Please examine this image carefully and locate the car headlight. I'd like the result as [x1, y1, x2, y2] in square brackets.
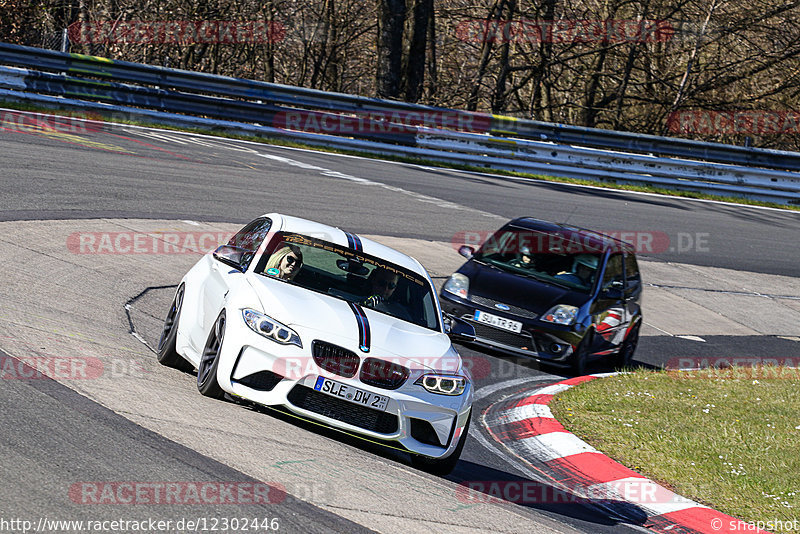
[443, 273, 469, 299]
[414, 374, 468, 396]
[542, 305, 579, 326]
[242, 309, 302, 348]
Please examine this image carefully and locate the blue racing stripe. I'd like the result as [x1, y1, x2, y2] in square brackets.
[344, 232, 355, 250]
[351, 233, 363, 251]
[347, 302, 371, 353]
[344, 231, 362, 252]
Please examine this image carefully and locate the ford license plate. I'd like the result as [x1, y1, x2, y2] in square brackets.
[314, 377, 389, 411]
[474, 310, 523, 333]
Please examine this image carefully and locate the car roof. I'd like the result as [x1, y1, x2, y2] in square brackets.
[506, 217, 635, 253]
[261, 213, 429, 275]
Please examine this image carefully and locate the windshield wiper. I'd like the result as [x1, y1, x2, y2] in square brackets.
[474, 257, 503, 272]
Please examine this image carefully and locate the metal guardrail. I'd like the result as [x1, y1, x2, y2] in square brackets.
[1, 41, 799, 205]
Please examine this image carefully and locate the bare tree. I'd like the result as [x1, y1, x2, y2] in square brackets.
[376, 0, 406, 98]
[404, 0, 432, 101]
[7, 0, 800, 149]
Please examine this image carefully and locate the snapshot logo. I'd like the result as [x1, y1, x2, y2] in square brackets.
[67, 20, 286, 44]
[723, 519, 800, 532]
[451, 230, 709, 255]
[456, 480, 696, 505]
[667, 110, 800, 135]
[273, 109, 490, 135]
[455, 19, 675, 44]
[665, 357, 800, 379]
[69, 482, 286, 505]
[0, 355, 151, 380]
[67, 231, 234, 255]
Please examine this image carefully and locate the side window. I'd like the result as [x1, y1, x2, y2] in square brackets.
[625, 253, 641, 288]
[601, 253, 624, 290]
[222, 217, 272, 269]
[228, 218, 272, 252]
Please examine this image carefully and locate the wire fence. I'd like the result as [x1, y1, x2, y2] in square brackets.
[37, 31, 68, 52]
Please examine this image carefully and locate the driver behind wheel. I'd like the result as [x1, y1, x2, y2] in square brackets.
[362, 268, 399, 307]
[510, 245, 535, 267]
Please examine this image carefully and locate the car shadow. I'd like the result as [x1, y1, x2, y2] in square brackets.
[218, 392, 649, 530]
[456, 340, 658, 384]
[448, 458, 650, 528]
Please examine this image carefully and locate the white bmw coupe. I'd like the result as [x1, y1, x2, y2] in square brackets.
[157, 213, 475, 474]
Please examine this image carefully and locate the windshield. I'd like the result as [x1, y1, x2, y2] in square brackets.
[472, 227, 605, 293]
[255, 232, 440, 330]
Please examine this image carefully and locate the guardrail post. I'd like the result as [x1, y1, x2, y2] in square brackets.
[60, 29, 69, 53]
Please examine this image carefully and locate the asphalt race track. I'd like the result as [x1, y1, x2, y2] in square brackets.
[0, 112, 798, 533]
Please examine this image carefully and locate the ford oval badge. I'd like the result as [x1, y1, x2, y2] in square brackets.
[495, 303, 511, 311]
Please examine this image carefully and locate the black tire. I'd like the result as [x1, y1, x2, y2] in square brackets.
[411, 411, 471, 476]
[569, 331, 593, 376]
[197, 310, 226, 399]
[613, 322, 641, 369]
[156, 285, 192, 371]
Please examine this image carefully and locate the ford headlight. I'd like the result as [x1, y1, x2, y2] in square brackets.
[542, 305, 578, 326]
[414, 374, 468, 396]
[242, 309, 302, 348]
[443, 273, 469, 299]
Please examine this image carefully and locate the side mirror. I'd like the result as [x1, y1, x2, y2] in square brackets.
[443, 313, 476, 342]
[213, 245, 253, 272]
[458, 245, 475, 259]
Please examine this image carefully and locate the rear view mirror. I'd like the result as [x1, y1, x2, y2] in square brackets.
[213, 245, 253, 272]
[337, 259, 369, 276]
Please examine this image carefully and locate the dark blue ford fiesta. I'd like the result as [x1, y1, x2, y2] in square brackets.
[440, 217, 643, 374]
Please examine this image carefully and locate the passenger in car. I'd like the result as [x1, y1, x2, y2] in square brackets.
[555, 254, 598, 287]
[264, 244, 303, 280]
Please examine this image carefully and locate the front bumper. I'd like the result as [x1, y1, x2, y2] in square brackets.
[440, 292, 581, 366]
[213, 316, 473, 459]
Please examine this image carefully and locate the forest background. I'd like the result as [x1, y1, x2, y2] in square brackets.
[2, 0, 800, 150]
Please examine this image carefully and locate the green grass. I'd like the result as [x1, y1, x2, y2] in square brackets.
[551, 369, 800, 530]
[2, 99, 798, 212]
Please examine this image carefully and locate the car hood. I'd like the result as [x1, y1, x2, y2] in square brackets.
[245, 274, 459, 372]
[459, 260, 589, 315]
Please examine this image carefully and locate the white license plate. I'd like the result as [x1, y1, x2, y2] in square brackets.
[314, 377, 389, 411]
[474, 310, 523, 333]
